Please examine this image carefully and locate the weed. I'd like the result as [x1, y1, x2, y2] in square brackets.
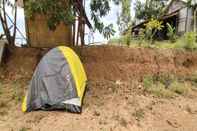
[11, 80, 24, 103]
[19, 127, 29, 131]
[170, 81, 189, 95]
[183, 32, 197, 50]
[142, 74, 191, 98]
[132, 108, 145, 121]
[143, 75, 154, 89]
[166, 23, 177, 43]
[156, 74, 175, 88]
[175, 32, 197, 50]
[146, 83, 175, 98]
[184, 72, 197, 86]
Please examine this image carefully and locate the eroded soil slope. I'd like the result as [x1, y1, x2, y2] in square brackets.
[0, 46, 197, 131]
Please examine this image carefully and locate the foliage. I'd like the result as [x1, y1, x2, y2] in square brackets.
[144, 18, 164, 44]
[25, 0, 119, 39]
[143, 75, 154, 89]
[137, 28, 146, 46]
[183, 32, 197, 50]
[134, 0, 167, 20]
[146, 83, 175, 98]
[142, 74, 190, 98]
[124, 34, 131, 46]
[90, 0, 119, 39]
[117, 0, 131, 34]
[174, 32, 197, 50]
[166, 23, 177, 43]
[170, 81, 189, 95]
[25, 0, 75, 30]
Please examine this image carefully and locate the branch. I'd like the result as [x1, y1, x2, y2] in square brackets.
[2, 0, 12, 44]
[12, 1, 17, 45]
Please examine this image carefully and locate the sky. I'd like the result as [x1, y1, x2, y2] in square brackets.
[84, 0, 136, 44]
[1, 0, 137, 45]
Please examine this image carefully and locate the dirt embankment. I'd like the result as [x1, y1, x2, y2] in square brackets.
[1, 46, 197, 131]
[81, 46, 197, 81]
[3, 46, 197, 81]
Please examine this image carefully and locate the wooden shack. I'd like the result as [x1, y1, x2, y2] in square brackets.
[132, 0, 197, 39]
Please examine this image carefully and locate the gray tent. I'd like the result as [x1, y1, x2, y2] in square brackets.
[22, 46, 87, 113]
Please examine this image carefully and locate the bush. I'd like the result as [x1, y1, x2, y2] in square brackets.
[175, 32, 197, 50]
[183, 32, 197, 50]
[166, 23, 177, 43]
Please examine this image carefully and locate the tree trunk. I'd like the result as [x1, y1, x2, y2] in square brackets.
[0, 0, 17, 46]
[194, 8, 197, 33]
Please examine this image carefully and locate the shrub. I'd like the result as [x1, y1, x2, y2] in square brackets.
[144, 18, 164, 44]
[166, 23, 177, 43]
[181, 32, 197, 50]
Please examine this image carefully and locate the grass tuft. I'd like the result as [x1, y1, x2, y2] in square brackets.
[132, 108, 145, 121]
[170, 81, 189, 95]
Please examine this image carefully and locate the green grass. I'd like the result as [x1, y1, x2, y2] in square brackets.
[170, 81, 189, 95]
[108, 35, 197, 50]
[143, 75, 154, 89]
[132, 108, 145, 121]
[143, 75, 190, 98]
[145, 83, 175, 98]
[19, 127, 29, 131]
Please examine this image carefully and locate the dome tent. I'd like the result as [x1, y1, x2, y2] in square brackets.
[22, 46, 87, 113]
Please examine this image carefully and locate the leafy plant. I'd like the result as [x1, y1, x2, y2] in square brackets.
[117, 0, 131, 34]
[25, 0, 74, 30]
[134, 0, 167, 20]
[183, 32, 197, 50]
[144, 18, 164, 44]
[166, 23, 177, 43]
[137, 28, 146, 46]
[174, 32, 197, 50]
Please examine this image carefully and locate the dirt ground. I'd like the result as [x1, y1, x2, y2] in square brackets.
[0, 46, 197, 131]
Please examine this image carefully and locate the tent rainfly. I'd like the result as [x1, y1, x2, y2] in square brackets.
[22, 46, 87, 113]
